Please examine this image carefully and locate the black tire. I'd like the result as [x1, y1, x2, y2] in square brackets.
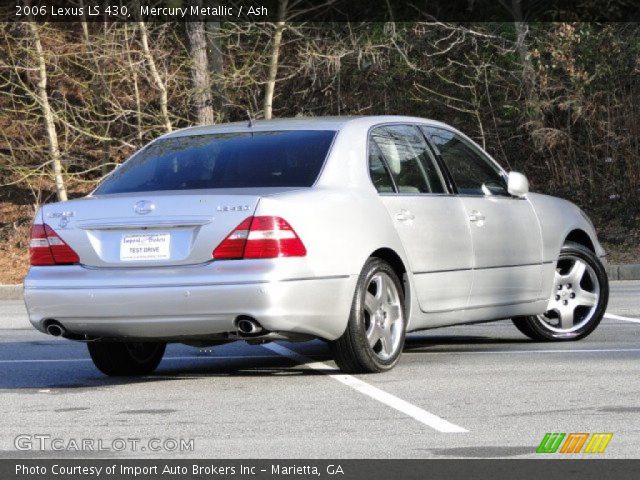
[87, 341, 166, 376]
[330, 258, 406, 373]
[512, 241, 609, 341]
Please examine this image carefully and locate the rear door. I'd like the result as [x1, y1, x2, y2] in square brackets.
[369, 124, 474, 316]
[422, 126, 544, 314]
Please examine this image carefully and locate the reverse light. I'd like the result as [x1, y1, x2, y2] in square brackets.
[213, 216, 306, 260]
[29, 224, 80, 266]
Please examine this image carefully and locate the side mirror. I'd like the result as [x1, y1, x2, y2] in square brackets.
[507, 171, 529, 197]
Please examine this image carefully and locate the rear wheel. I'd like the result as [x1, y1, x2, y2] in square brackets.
[513, 241, 608, 341]
[87, 341, 166, 376]
[331, 258, 406, 373]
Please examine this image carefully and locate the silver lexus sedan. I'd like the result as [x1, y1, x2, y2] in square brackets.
[24, 116, 609, 375]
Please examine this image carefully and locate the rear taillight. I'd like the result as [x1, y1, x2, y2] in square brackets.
[29, 224, 80, 266]
[213, 216, 306, 260]
[212, 217, 252, 260]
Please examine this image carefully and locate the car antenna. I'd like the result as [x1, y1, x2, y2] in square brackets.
[246, 110, 254, 128]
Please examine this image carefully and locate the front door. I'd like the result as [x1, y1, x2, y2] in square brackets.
[422, 126, 544, 316]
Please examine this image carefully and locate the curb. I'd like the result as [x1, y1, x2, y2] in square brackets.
[606, 264, 640, 281]
[0, 285, 27, 329]
[0, 285, 23, 301]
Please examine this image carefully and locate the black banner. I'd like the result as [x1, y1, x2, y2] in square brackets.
[3, 459, 640, 480]
[3, 0, 640, 23]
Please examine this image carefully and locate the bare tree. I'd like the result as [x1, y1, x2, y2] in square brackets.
[124, 23, 144, 142]
[80, 11, 113, 174]
[206, 20, 226, 119]
[28, 22, 67, 201]
[138, 20, 172, 132]
[508, 0, 544, 138]
[263, 0, 288, 119]
[186, 0, 215, 125]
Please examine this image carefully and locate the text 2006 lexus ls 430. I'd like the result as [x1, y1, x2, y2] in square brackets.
[24, 116, 609, 376]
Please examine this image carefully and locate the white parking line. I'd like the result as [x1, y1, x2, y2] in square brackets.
[605, 313, 640, 324]
[262, 343, 468, 433]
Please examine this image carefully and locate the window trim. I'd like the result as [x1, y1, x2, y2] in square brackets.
[366, 122, 452, 196]
[415, 125, 458, 193]
[368, 135, 399, 194]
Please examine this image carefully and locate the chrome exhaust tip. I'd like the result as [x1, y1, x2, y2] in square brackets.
[45, 321, 66, 337]
[236, 317, 263, 336]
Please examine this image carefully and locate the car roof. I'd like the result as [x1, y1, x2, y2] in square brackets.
[162, 115, 454, 138]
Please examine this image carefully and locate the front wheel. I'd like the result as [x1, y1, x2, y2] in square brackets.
[330, 258, 406, 373]
[513, 241, 609, 341]
[87, 341, 166, 376]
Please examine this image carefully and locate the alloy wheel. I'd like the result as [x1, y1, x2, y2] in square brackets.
[537, 255, 600, 334]
[362, 272, 404, 360]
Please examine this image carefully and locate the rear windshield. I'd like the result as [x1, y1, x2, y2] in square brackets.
[94, 130, 336, 194]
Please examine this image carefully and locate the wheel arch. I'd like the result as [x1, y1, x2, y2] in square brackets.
[370, 248, 406, 286]
[564, 229, 595, 252]
[368, 247, 414, 327]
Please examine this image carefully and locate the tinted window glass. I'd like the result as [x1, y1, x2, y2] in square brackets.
[368, 139, 395, 192]
[370, 125, 445, 194]
[95, 130, 335, 194]
[422, 127, 508, 196]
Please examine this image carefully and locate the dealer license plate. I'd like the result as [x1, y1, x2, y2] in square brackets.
[120, 233, 171, 261]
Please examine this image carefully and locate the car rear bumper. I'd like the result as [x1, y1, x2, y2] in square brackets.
[23, 264, 356, 341]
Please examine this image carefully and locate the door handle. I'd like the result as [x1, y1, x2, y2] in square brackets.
[396, 210, 415, 222]
[468, 210, 485, 223]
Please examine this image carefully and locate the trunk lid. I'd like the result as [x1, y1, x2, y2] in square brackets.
[40, 189, 274, 268]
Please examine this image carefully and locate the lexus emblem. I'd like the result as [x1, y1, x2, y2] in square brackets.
[134, 200, 155, 215]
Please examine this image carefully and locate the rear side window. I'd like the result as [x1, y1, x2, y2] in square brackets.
[368, 139, 395, 193]
[369, 125, 445, 194]
[95, 130, 336, 194]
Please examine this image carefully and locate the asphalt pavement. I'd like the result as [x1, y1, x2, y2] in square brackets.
[0, 281, 639, 459]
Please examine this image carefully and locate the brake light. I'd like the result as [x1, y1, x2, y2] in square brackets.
[213, 216, 306, 259]
[212, 217, 252, 260]
[29, 224, 80, 266]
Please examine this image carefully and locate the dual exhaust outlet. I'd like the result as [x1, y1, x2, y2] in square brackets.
[44, 318, 265, 339]
[45, 320, 66, 337]
[235, 316, 264, 337]
[43, 320, 88, 341]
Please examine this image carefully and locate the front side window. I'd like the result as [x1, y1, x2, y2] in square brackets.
[422, 127, 508, 196]
[95, 130, 336, 194]
[369, 125, 445, 194]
